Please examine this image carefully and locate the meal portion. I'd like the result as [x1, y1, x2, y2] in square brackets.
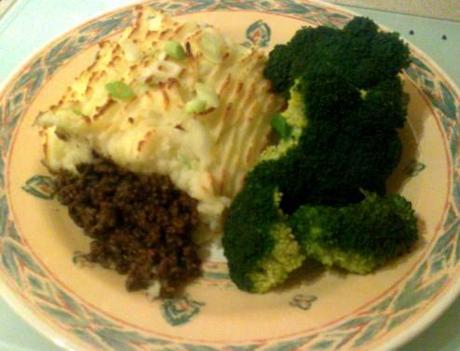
[37, 6, 283, 235]
[36, 5, 419, 297]
[56, 156, 200, 296]
[36, 7, 283, 296]
[223, 17, 418, 292]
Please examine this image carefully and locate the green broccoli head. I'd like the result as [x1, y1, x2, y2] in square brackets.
[222, 181, 304, 292]
[264, 17, 410, 95]
[263, 43, 294, 95]
[340, 17, 411, 89]
[289, 192, 418, 273]
[247, 222, 305, 292]
[264, 25, 337, 94]
[276, 68, 406, 211]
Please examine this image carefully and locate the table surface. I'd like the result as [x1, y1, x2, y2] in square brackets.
[0, 1, 458, 350]
[328, 0, 460, 22]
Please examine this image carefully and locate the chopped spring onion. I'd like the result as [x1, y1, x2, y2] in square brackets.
[271, 113, 293, 140]
[185, 99, 207, 114]
[164, 40, 186, 60]
[195, 83, 219, 109]
[200, 30, 224, 63]
[71, 108, 85, 116]
[105, 81, 136, 101]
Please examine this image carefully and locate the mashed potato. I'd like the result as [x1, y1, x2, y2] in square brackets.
[36, 6, 283, 233]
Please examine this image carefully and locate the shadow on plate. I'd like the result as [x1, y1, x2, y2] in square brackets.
[387, 77, 430, 194]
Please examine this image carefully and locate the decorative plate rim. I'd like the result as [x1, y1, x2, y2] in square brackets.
[0, 1, 458, 351]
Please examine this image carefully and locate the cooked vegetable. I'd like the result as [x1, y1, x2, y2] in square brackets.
[223, 17, 417, 293]
[185, 98, 207, 114]
[264, 17, 411, 95]
[271, 113, 292, 140]
[164, 40, 186, 60]
[262, 16, 411, 209]
[200, 29, 225, 63]
[105, 81, 136, 101]
[195, 83, 219, 109]
[289, 192, 418, 273]
[222, 86, 307, 293]
[222, 179, 304, 293]
[277, 70, 407, 211]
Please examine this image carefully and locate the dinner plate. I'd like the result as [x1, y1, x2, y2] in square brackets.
[0, 1, 458, 350]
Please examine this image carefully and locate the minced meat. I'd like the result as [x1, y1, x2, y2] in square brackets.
[55, 156, 201, 297]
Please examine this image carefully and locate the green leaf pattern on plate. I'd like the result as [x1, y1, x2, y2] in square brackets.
[161, 294, 205, 326]
[289, 294, 317, 310]
[242, 20, 272, 48]
[22, 175, 56, 199]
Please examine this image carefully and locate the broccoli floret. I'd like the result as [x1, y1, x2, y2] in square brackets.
[222, 181, 304, 292]
[263, 18, 410, 209]
[260, 68, 407, 212]
[259, 18, 410, 205]
[223, 102, 306, 293]
[264, 17, 410, 95]
[289, 193, 418, 273]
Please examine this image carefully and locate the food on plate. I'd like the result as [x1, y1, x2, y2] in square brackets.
[36, 6, 419, 296]
[36, 6, 283, 234]
[289, 192, 417, 274]
[35, 6, 283, 295]
[222, 17, 418, 293]
[264, 16, 411, 97]
[56, 156, 200, 297]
